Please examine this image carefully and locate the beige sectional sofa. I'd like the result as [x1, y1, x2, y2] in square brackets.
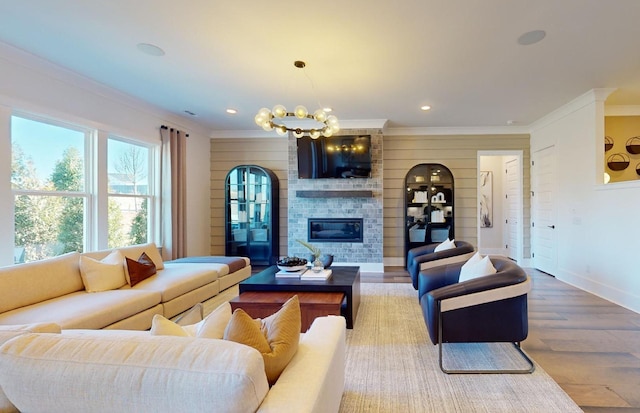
[0, 316, 346, 413]
[0, 243, 251, 330]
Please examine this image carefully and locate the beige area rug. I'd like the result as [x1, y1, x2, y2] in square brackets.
[202, 283, 581, 412]
[338, 283, 582, 413]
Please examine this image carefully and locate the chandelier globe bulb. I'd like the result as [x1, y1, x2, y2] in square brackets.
[294, 105, 308, 119]
[272, 105, 287, 118]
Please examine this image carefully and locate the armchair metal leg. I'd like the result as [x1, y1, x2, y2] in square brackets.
[438, 340, 535, 374]
[437, 307, 535, 374]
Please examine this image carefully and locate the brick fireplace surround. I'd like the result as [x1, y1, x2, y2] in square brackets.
[287, 129, 384, 273]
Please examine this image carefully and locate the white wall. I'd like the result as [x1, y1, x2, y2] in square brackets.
[0, 41, 211, 263]
[530, 90, 640, 314]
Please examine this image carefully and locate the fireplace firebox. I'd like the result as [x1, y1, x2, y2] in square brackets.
[308, 218, 363, 243]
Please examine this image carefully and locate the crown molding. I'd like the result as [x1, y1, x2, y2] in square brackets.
[385, 125, 530, 136]
[605, 105, 640, 116]
[529, 88, 617, 132]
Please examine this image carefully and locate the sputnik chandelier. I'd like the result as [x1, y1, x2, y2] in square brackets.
[254, 61, 340, 139]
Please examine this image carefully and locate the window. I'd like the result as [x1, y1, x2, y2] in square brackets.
[11, 116, 88, 263]
[107, 138, 153, 248]
[10, 115, 158, 263]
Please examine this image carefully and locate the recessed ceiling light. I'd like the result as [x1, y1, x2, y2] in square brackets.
[136, 43, 165, 56]
[323, 107, 333, 113]
[517, 30, 546, 46]
[226, 108, 238, 115]
[420, 105, 431, 111]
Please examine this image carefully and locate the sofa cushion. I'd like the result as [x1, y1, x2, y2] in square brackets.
[0, 323, 62, 413]
[0, 332, 269, 413]
[0, 289, 161, 330]
[224, 295, 301, 385]
[79, 250, 127, 292]
[126, 252, 157, 287]
[0, 252, 84, 314]
[131, 263, 218, 303]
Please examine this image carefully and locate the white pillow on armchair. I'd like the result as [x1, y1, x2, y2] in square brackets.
[434, 238, 455, 252]
[458, 254, 496, 282]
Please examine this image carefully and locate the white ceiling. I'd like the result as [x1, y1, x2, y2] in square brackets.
[1, 0, 640, 135]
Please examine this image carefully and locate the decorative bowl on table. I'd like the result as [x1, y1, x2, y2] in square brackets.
[276, 257, 308, 272]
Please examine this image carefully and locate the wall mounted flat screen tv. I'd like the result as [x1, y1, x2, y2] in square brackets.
[297, 135, 372, 179]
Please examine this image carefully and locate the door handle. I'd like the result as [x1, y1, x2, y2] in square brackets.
[547, 225, 555, 229]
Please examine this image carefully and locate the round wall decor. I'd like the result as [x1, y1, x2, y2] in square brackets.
[626, 136, 640, 154]
[636, 162, 640, 176]
[607, 153, 630, 171]
[605, 135, 613, 152]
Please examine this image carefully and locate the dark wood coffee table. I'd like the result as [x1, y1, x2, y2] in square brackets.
[238, 266, 360, 328]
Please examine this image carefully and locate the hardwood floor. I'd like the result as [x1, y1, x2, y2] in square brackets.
[373, 266, 640, 412]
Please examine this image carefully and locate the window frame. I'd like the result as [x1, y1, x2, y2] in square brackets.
[9, 112, 160, 262]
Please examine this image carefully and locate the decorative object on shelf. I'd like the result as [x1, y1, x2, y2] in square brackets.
[431, 192, 446, 203]
[605, 136, 614, 152]
[296, 239, 321, 259]
[276, 257, 308, 273]
[607, 153, 630, 171]
[319, 254, 334, 269]
[296, 239, 329, 270]
[254, 61, 340, 139]
[626, 136, 640, 154]
[479, 171, 493, 228]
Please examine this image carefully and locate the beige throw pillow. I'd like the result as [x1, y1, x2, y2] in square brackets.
[79, 250, 127, 292]
[150, 302, 232, 339]
[224, 295, 301, 385]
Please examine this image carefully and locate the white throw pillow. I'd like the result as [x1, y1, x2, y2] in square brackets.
[458, 255, 497, 282]
[434, 238, 455, 252]
[79, 250, 127, 292]
[151, 302, 232, 339]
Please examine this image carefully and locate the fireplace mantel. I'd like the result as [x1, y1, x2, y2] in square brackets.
[296, 190, 374, 198]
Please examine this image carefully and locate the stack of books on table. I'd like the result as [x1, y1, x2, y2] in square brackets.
[300, 269, 332, 281]
[275, 268, 307, 279]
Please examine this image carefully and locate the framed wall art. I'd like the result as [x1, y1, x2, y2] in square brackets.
[479, 171, 493, 228]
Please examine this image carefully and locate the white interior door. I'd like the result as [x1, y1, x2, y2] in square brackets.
[504, 158, 519, 260]
[532, 145, 558, 274]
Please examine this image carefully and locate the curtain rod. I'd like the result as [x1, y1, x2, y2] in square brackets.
[160, 125, 189, 137]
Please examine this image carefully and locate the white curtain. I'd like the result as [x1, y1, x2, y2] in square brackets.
[160, 126, 187, 260]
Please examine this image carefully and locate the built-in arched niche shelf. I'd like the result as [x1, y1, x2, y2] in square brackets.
[404, 163, 454, 264]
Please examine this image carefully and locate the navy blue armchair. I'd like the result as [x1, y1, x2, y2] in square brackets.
[418, 256, 534, 374]
[407, 240, 475, 289]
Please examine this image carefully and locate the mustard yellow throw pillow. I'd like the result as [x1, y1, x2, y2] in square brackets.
[224, 295, 301, 385]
